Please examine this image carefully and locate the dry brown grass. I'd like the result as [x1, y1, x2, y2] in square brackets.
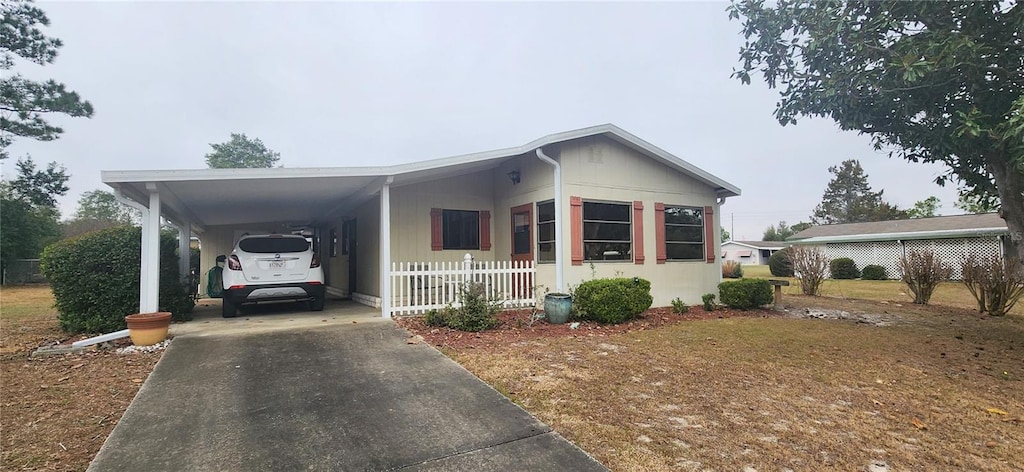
[1, 285, 160, 471]
[449, 297, 1024, 471]
[743, 264, 1023, 316]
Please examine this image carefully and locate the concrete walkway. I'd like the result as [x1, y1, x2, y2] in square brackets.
[88, 318, 606, 471]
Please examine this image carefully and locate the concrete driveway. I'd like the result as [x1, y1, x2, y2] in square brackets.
[88, 318, 606, 471]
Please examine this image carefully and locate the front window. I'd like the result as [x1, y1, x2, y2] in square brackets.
[583, 201, 631, 261]
[664, 206, 703, 261]
[442, 210, 480, 250]
[537, 200, 555, 262]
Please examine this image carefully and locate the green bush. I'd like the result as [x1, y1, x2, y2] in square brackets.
[768, 248, 794, 277]
[40, 226, 194, 334]
[573, 277, 653, 324]
[443, 282, 501, 332]
[671, 297, 690, 314]
[423, 308, 447, 327]
[718, 279, 773, 310]
[702, 293, 716, 311]
[861, 264, 888, 280]
[722, 260, 743, 278]
[829, 257, 860, 279]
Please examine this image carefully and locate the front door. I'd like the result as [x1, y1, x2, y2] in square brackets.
[510, 204, 533, 298]
[344, 219, 357, 297]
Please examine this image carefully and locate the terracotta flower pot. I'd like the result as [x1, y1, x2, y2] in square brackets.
[125, 312, 172, 346]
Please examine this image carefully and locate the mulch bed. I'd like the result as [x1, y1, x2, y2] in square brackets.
[395, 306, 779, 350]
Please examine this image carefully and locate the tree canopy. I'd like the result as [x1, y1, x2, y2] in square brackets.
[907, 196, 941, 219]
[762, 220, 811, 241]
[1, 0, 94, 160]
[0, 155, 67, 269]
[205, 133, 281, 168]
[730, 0, 1024, 264]
[72, 189, 139, 224]
[811, 159, 906, 225]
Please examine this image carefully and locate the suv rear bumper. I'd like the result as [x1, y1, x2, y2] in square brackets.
[224, 283, 325, 304]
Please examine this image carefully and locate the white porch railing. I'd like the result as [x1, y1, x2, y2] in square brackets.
[389, 254, 535, 316]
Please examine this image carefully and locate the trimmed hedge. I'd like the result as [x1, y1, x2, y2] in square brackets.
[40, 226, 194, 334]
[861, 264, 888, 280]
[718, 279, 773, 309]
[574, 277, 653, 324]
[830, 257, 860, 279]
[768, 248, 794, 277]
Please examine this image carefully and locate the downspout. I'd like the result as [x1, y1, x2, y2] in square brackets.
[535, 148, 564, 293]
[114, 189, 151, 313]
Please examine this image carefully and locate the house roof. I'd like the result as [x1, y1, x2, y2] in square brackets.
[789, 213, 1008, 244]
[103, 124, 741, 229]
[722, 240, 787, 250]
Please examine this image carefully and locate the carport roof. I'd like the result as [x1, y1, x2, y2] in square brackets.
[103, 124, 741, 230]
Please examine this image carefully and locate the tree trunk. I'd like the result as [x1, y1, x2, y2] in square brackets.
[987, 152, 1024, 271]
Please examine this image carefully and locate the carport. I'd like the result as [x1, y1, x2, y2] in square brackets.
[102, 138, 553, 318]
[104, 167, 394, 316]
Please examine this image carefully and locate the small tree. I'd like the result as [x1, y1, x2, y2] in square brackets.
[205, 133, 281, 168]
[960, 255, 1024, 317]
[789, 246, 829, 296]
[899, 250, 952, 305]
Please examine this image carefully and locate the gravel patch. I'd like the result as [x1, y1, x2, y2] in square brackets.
[117, 339, 172, 354]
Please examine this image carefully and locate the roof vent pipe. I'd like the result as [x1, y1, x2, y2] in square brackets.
[535, 148, 564, 293]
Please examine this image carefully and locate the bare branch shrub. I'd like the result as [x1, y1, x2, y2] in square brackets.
[960, 254, 1024, 316]
[899, 249, 951, 305]
[788, 246, 829, 296]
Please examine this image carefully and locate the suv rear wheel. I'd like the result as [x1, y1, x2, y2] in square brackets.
[222, 295, 237, 318]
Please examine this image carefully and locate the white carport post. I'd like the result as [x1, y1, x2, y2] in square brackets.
[142, 183, 161, 313]
[380, 176, 394, 318]
[177, 216, 191, 284]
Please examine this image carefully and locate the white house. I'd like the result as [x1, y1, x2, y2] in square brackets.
[788, 213, 1010, 279]
[721, 240, 786, 265]
[103, 124, 741, 317]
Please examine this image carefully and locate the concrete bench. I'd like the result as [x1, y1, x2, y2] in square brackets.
[768, 279, 790, 310]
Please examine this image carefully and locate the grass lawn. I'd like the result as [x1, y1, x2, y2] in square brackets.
[1, 285, 161, 471]
[438, 292, 1024, 470]
[741, 264, 1023, 316]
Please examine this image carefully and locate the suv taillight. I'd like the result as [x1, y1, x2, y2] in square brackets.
[227, 255, 242, 271]
[310, 255, 320, 268]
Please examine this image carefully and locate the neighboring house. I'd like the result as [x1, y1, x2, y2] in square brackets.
[103, 124, 741, 317]
[721, 240, 787, 265]
[788, 213, 1010, 279]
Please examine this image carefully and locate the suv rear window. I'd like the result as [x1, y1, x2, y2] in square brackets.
[238, 237, 310, 254]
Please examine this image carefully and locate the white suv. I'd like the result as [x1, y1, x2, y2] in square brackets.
[221, 234, 325, 318]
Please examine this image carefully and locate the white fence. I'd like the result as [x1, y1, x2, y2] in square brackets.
[390, 254, 535, 315]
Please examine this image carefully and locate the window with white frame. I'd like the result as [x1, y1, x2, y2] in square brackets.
[442, 210, 480, 250]
[537, 200, 555, 262]
[583, 201, 631, 261]
[664, 206, 703, 261]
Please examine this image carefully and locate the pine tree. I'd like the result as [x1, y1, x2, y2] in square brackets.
[812, 160, 906, 225]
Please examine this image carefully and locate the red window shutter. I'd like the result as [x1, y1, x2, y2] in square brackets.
[655, 203, 666, 264]
[480, 210, 491, 251]
[430, 208, 443, 251]
[633, 201, 645, 264]
[570, 196, 583, 266]
[704, 205, 715, 263]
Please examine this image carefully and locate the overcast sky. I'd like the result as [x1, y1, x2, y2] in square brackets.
[4, 1, 963, 240]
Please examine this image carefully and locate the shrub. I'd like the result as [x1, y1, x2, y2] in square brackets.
[671, 297, 690, 314]
[573, 277, 653, 324]
[789, 246, 829, 296]
[722, 260, 743, 278]
[960, 255, 1024, 316]
[701, 293, 716, 311]
[829, 257, 860, 279]
[718, 279, 773, 309]
[40, 226, 194, 334]
[768, 248, 794, 277]
[899, 249, 952, 305]
[423, 308, 447, 327]
[861, 264, 888, 280]
[443, 282, 501, 332]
